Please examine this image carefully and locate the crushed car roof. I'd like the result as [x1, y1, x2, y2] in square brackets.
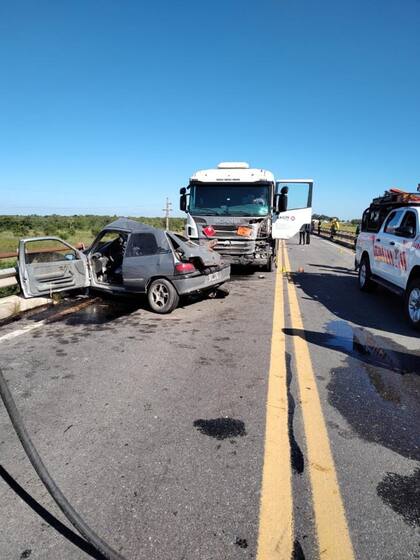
[103, 218, 160, 233]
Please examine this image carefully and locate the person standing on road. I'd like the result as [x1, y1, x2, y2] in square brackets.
[299, 224, 306, 245]
[305, 223, 311, 244]
[317, 219, 322, 236]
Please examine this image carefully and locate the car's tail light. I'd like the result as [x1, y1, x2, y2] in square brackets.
[175, 262, 196, 274]
[202, 225, 216, 237]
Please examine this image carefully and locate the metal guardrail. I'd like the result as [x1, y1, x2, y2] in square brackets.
[0, 268, 18, 289]
[318, 227, 357, 249]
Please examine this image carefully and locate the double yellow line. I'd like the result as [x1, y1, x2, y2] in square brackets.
[256, 241, 355, 560]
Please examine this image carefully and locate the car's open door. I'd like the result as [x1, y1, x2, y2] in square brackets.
[18, 237, 90, 298]
[272, 179, 313, 239]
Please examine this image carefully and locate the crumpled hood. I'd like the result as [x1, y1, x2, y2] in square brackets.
[167, 233, 222, 267]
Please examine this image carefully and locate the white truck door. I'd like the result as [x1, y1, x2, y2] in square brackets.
[272, 180, 313, 239]
[18, 237, 90, 298]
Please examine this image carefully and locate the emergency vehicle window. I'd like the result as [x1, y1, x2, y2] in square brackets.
[365, 209, 381, 232]
[399, 211, 417, 238]
[384, 210, 404, 234]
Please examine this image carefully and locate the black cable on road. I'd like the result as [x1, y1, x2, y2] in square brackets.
[0, 464, 107, 559]
[0, 367, 128, 560]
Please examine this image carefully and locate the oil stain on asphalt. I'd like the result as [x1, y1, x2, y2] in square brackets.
[193, 418, 246, 440]
[62, 299, 142, 326]
[377, 468, 420, 527]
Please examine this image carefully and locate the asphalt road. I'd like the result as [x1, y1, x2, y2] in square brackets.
[0, 235, 419, 560]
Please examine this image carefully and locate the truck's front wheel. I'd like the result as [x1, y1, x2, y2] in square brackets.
[405, 279, 420, 330]
[264, 255, 274, 272]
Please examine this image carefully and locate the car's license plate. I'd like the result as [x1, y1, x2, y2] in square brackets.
[208, 272, 220, 282]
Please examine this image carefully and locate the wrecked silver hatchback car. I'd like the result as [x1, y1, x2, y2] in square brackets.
[18, 218, 231, 313]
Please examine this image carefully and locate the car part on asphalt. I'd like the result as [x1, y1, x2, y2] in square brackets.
[0, 367, 127, 560]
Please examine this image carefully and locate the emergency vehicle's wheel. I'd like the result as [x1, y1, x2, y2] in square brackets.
[148, 279, 179, 314]
[405, 279, 420, 330]
[358, 256, 375, 292]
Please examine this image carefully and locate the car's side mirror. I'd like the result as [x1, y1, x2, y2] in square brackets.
[180, 187, 187, 212]
[396, 225, 415, 237]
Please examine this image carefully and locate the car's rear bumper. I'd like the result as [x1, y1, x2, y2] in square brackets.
[172, 265, 231, 295]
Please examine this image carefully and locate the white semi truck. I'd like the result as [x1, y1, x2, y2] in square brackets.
[179, 162, 313, 270]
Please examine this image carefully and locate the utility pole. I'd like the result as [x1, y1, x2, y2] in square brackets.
[162, 197, 172, 230]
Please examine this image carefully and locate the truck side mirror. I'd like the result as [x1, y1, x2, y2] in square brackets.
[279, 186, 289, 212]
[179, 187, 187, 212]
[274, 193, 280, 213]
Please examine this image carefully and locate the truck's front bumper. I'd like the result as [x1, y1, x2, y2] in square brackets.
[221, 254, 271, 266]
[172, 264, 231, 295]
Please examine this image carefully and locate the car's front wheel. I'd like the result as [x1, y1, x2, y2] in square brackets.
[358, 255, 375, 292]
[405, 278, 420, 330]
[147, 278, 179, 314]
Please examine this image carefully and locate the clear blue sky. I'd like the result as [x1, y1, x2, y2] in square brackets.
[1, 0, 419, 219]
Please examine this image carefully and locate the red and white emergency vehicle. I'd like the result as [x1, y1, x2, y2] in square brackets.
[356, 188, 420, 329]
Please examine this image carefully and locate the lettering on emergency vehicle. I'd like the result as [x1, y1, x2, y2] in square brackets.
[373, 245, 408, 270]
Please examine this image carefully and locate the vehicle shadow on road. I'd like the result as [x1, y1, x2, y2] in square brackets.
[0, 464, 106, 559]
[308, 263, 355, 275]
[289, 271, 416, 338]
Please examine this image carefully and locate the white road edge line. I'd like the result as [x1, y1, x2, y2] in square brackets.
[0, 320, 47, 343]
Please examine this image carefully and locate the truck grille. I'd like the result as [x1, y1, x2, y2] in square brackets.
[213, 240, 254, 254]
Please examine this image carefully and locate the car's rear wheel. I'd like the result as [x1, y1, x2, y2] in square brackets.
[148, 279, 179, 314]
[358, 255, 375, 292]
[405, 279, 420, 330]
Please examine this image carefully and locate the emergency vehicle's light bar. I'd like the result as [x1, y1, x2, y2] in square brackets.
[372, 189, 420, 206]
[217, 162, 250, 169]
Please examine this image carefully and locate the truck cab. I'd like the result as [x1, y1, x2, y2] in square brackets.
[180, 162, 313, 270]
[356, 189, 420, 329]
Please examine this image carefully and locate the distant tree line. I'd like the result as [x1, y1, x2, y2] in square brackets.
[312, 214, 361, 224]
[312, 214, 338, 222]
[0, 215, 186, 239]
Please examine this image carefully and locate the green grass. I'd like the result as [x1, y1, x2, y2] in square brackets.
[0, 229, 95, 254]
[339, 223, 357, 234]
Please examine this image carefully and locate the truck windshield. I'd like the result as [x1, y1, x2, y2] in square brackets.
[189, 183, 270, 216]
